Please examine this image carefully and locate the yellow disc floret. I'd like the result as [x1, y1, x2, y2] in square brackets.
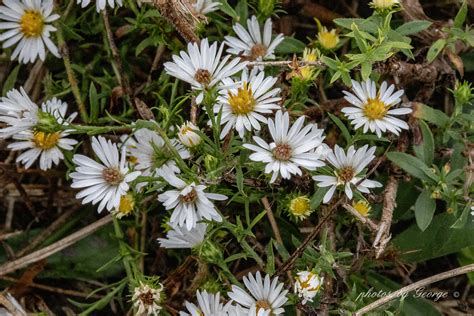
[289, 196, 312, 220]
[228, 82, 256, 115]
[363, 98, 388, 120]
[113, 194, 135, 218]
[352, 200, 371, 217]
[317, 27, 339, 50]
[33, 131, 60, 150]
[20, 10, 44, 38]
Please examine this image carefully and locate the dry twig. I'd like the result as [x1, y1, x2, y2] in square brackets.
[0, 215, 113, 277]
[355, 263, 474, 315]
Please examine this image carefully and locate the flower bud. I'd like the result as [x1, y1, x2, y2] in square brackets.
[178, 121, 202, 147]
[288, 195, 313, 220]
[294, 271, 324, 305]
[371, 0, 399, 10]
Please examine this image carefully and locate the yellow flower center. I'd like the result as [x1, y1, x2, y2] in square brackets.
[255, 300, 272, 312]
[363, 98, 388, 120]
[118, 194, 135, 216]
[352, 200, 371, 217]
[228, 82, 256, 115]
[20, 10, 44, 37]
[337, 166, 355, 183]
[250, 43, 267, 60]
[318, 29, 339, 50]
[290, 196, 311, 217]
[33, 131, 60, 149]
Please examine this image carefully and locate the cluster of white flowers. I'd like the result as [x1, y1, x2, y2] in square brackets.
[0, 2, 416, 313]
[178, 271, 288, 316]
[0, 87, 78, 171]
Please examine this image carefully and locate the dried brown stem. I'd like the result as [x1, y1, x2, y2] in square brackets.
[355, 263, 474, 315]
[343, 204, 378, 231]
[274, 199, 342, 277]
[0, 215, 113, 277]
[373, 176, 398, 258]
[1, 276, 102, 299]
[16, 207, 78, 257]
[153, 0, 199, 42]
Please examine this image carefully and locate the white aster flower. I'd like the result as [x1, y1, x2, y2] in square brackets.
[128, 128, 190, 180]
[158, 222, 207, 249]
[243, 110, 326, 183]
[178, 121, 202, 147]
[192, 0, 220, 15]
[313, 145, 382, 204]
[164, 38, 247, 104]
[0, 87, 38, 139]
[132, 281, 164, 316]
[8, 129, 77, 170]
[0, 0, 60, 64]
[76, 0, 123, 12]
[226, 304, 247, 316]
[225, 16, 284, 62]
[342, 79, 412, 137]
[158, 172, 227, 230]
[180, 290, 228, 316]
[70, 136, 141, 213]
[6, 97, 77, 170]
[215, 69, 281, 139]
[228, 271, 288, 316]
[294, 271, 324, 305]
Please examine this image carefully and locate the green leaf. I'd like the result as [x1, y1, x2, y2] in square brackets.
[393, 213, 474, 262]
[396, 21, 432, 36]
[327, 113, 351, 143]
[310, 186, 328, 210]
[413, 120, 435, 166]
[2, 64, 20, 95]
[89, 82, 99, 122]
[454, 0, 468, 28]
[427, 39, 446, 63]
[414, 189, 436, 231]
[351, 23, 369, 53]
[275, 37, 306, 54]
[451, 203, 470, 229]
[413, 103, 449, 127]
[235, 0, 248, 23]
[387, 152, 438, 183]
[321, 56, 338, 69]
[361, 61, 372, 81]
[265, 241, 275, 275]
[216, 0, 239, 19]
[334, 18, 378, 33]
[135, 37, 155, 56]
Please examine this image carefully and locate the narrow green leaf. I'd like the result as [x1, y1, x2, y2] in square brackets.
[2, 64, 21, 95]
[427, 39, 446, 63]
[454, 0, 468, 28]
[413, 103, 449, 127]
[451, 203, 470, 229]
[414, 189, 436, 231]
[265, 241, 275, 275]
[361, 61, 372, 81]
[216, 0, 239, 19]
[89, 82, 99, 122]
[275, 37, 306, 54]
[327, 113, 351, 143]
[396, 21, 432, 36]
[413, 120, 435, 166]
[235, 0, 248, 23]
[387, 152, 438, 183]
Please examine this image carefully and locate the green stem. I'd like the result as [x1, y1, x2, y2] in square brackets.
[113, 218, 141, 280]
[55, 1, 88, 122]
[66, 123, 132, 135]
